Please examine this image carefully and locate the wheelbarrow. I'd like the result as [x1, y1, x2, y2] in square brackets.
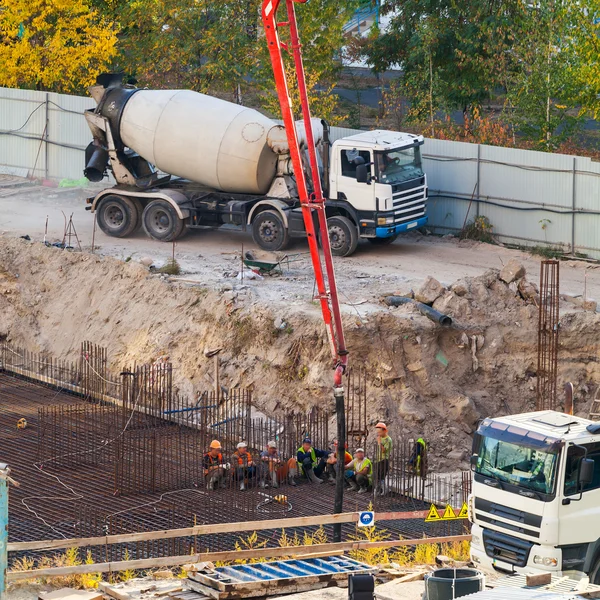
[243, 250, 305, 274]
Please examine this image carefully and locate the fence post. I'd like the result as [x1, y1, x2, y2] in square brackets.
[475, 144, 481, 218]
[45, 93, 50, 180]
[0, 463, 10, 600]
[571, 157, 577, 255]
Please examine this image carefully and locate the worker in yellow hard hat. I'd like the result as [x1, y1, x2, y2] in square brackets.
[203, 440, 227, 490]
[374, 422, 393, 496]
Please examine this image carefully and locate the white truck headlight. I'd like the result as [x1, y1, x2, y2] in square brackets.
[471, 533, 482, 548]
[533, 555, 558, 567]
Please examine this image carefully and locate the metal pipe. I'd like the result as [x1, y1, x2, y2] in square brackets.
[384, 296, 453, 327]
[0, 463, 9, 600]
[333, 385, 345, 543]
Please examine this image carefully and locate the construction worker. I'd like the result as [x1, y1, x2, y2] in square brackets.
[260, 440, 298, 488]
[408, 437, 428, 477]
[297, 437, 328, 484]
[231, 441, 256, 491]
[203, 440, 226, 490]
[346, 448, 373, 493]
[326, 439, 353, 483]
[374, 422, 393, 496]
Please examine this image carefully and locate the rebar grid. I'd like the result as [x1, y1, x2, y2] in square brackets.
[537, 260, 560, 411]
[1, 342, 470, 557]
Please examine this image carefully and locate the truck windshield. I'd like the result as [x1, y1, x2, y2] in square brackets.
[375, 146, 423, 184]
[473, 434, 559, 496]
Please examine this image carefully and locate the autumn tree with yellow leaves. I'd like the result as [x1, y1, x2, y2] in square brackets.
[0, 0, 118, 93]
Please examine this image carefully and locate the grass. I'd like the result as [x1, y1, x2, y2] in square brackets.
[528, 245, 564, 259]
[460, 216, 496, 244]
[157, 258, 181, 275]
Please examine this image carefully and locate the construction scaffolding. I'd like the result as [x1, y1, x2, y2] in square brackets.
[536, 260, 560, 411]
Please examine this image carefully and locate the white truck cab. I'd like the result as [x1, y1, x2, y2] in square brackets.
[469, 410, 600, 582]
[328, 130, 428, 241]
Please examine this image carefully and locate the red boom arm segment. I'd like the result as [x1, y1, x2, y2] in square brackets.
[262, 0, 348, 386]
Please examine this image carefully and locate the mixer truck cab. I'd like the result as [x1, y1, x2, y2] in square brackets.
[469, 410, 600, 582]
[83, 76, 428, 257]
[328, 131, 427, 247]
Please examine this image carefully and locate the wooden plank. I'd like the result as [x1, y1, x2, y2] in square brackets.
[7, 535, 471, 582]
[8, 510, 431, 553]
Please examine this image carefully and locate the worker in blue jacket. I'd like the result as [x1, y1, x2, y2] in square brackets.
[297, 437, 328, 484]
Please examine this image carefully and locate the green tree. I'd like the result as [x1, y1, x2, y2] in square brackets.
[364, 0, 523, 122]
[255, 0, 359, 122]
[506, 0, 600, 148]
[116, 0, 259, 97]
[0, 0, 117, 93]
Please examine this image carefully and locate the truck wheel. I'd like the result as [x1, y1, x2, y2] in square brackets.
[327, 216, 358, 257]
[252, 210, 289, 251]
[368, 234, 398, 246]
[130, 198, 144, 232]
[591, 557, 600, 585]
[96, 195, 140, 238]
[142, 200, 186, 242]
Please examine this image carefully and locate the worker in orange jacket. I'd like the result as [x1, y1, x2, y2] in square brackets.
[231, 441, 256, 491]
[203, 440, 227, 490]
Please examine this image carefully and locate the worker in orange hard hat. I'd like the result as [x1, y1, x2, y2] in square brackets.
[374, 422, 393, 496]
[203, 440, 228, 490]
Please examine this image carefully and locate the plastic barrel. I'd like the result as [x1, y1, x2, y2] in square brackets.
[424, 568, 485, 600]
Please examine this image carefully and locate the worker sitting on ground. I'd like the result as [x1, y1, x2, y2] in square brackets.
[203, 440, 227, 491]
[260, 440, 298, 488]
[374, 422, 393, 496]
[297, 437, 329, 484]
[408, 437, 428, 477]
[326, 439, 353, 483]
[231, 441, 256, 491]
[345, 448, 373, 493]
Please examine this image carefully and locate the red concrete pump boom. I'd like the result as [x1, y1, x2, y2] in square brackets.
[261, 0, 348, 389]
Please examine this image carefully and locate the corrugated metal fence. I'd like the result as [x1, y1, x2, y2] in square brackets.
[1, 86, 599, 258]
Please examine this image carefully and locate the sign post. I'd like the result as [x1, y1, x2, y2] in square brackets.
[0, 463, 10, 600]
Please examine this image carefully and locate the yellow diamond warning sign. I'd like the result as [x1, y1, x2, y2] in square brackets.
[424, 502, 469, 522]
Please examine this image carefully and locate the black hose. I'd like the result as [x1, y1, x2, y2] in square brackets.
[384, 296, 453, 326]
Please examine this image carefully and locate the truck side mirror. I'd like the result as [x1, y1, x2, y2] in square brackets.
[470, 455, 479, 471]
[579, 458, 594, 485]
[356, 163, 369, 184]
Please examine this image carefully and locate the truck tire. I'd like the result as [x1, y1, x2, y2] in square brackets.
[252, 209, 290, 252]
[142, 200, 186, 242]
[130, 197, 144, 232]
[327, 216, 358, 257]
[96, 195, 140, 238]
[368, 234, 398, 246]
[591, 557, 600, 585]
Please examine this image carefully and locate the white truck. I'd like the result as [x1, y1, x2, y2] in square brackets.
[83, 75, 428, 256]
[469, 410, 600, 582]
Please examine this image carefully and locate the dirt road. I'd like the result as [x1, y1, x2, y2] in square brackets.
[1, 182, 598, 306]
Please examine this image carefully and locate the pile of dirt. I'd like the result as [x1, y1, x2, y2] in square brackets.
[0, 237, 598, 469]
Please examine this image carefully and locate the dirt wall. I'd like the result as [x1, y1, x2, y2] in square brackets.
[0, 238, 598, 468]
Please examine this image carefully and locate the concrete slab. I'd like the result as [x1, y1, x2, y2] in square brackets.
[375, 579, 425, 600]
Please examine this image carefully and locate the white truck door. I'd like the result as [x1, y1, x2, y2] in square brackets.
[335, 148, 375, 212]
[558, 442, 600, 549]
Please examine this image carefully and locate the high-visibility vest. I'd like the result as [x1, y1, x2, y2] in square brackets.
[298, 446, 317, 472]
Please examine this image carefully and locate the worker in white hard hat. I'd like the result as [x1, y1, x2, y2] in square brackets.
[260, 440, 298, 488]
[345, 448, 373, 494]
[203, 440, 227, 491]
[231, 441, 256, 491]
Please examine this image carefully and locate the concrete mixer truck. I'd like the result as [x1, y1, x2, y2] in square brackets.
[83, 75, 428, 257]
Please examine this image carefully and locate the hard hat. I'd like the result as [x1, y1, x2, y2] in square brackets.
[267, 441, 277, 448]
[16, 418, 27, 430]
[356, 448, 365, 453]
[209, 440, 221, 449]
[237, 441, 248, 449]
[375, 422, 388, 431]
[302, 437, 312, 444]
